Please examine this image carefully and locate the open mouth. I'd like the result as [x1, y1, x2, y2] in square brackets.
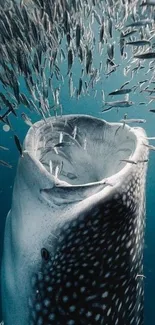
[23, 114, 142, 187]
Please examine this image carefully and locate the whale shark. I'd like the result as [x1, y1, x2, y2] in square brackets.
[1, 115, 149, 325]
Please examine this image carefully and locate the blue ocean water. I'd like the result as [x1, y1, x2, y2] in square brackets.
[0, 4, 155, 324]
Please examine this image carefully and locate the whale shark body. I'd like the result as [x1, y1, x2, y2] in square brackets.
[1, 115, 149, 325]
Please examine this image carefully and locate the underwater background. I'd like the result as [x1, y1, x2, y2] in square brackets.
[0, 0, 155, 324]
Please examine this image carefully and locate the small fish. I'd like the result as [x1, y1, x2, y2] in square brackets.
[120, 32, 125, 56]
[101, 89, 105, 103]
[58, 131, 63, 144]
[49, 160, 53, 174]
[99, 61, 103, 73]
[148, 96, 155, 102]
[88, 68, 99, 88]
[126, 19, 153, 28]
[142, 89, 155, 94]
[77, 78, 83, 98]
[120, 119, 146, 124]
[93, 9, 101, 25]
[54, 142, 72, 148]
[76, 24, 81, 48]
[134, 52, 155, 59]
[137, 159, 149, 163]
[86, 48, 93, 74]
[0, 145, 9, 151]
[14, 135, 23, 157]
[107, 43, 114, 61]
[81, 69, 84, 78]
[66, 33, 71, 47]
[72, 126, 77, 139]
[102, 100, 133, 111]
[149, 109, 155, 113]
[126, 40, 150, 46]
[138, 80, 149, 88]
[20, 93, 31, 109]
[67, 48, 73, 75]
[69, 73, 74, 98]
[0, 160, 12, 168]
[107, 17, 112, 38]
[54, 87, 60, 106]
[94, 90, 97, 98]
[120, 81, 131, 89]
[109, 89, 132, 96]
[139, 79, 149, 85]
[120, 159, 137, 165]
[55, 165, 60, 178]
[78, 46, 84, 63]
[99, 23, 104, 43]
[60, 48, 66, 61]
[143, 143, 155, 151]
[57, 161, 63, 177]
[21, 113, 33, 127]
[85, 81, 88, 92]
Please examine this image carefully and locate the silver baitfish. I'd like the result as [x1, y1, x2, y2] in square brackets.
[102, 99, 133, 112]
[134, 52, 155, 59]
[126, 19, 153, 27]
[1, 115, 149, 325]
[126, 40, 150, 46]
[120, 118, 146, 124]
[109, 88, 132, 96]
[0, 159, 12, 168]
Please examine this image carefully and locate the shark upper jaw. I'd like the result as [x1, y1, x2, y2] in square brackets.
[22, 114, 148, 206]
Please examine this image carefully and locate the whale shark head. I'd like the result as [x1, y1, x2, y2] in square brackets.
[1, 115, 149, 325]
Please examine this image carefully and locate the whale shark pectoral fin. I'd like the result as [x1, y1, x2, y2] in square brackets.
[40, 183, 105, 205]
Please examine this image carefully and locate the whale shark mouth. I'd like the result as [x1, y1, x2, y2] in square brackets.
[23, 114, 148, 205]
[2, 115, 149, 325]
[24, 114, 142, 186]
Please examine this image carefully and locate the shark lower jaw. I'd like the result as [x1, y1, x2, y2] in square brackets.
[2, 115, 149, 325]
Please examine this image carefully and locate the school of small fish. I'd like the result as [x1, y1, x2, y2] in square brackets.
[1, 0, 155, 166]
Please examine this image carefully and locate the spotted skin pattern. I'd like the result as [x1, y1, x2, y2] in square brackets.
[28, 158, 147, 325]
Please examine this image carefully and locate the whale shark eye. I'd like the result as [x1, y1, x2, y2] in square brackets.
[41, 248, 50, 261]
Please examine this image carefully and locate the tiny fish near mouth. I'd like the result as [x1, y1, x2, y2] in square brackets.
[1, 115, 149, 325]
